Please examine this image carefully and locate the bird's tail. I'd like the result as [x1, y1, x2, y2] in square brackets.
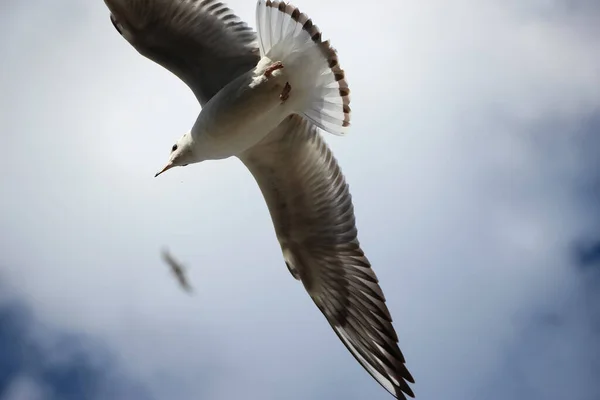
[255, 0, 351, 135]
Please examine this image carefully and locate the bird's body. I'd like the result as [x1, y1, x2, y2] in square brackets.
[162, 249, 194, 293]
[191, 60, 291, 161]
[104, 0, 415, 398]
[149, 1, 349, 173]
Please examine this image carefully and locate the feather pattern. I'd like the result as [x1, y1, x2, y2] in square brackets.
[104, 0, 260, 105]
[104, 1, 415, 397]
[256, 0, 351, 134]
[240, 115, 415, 399]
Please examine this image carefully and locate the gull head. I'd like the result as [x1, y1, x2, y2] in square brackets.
[155, 132, 196, 178]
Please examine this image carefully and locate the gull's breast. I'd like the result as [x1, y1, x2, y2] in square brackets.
[191, 67, 295, 160]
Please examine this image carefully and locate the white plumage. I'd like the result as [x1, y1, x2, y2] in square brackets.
[103, 0, 415, 398]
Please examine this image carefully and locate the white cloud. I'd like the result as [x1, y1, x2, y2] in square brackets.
[0, 0, 599, 399]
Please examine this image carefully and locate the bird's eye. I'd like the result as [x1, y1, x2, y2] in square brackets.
[171, 144, 178, 152]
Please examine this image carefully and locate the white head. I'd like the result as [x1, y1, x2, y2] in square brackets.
[154, 132, 198, 177]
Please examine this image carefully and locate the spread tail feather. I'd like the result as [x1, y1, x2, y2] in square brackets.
[255, 0, 351, 135]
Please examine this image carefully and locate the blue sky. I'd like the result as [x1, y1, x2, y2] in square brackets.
[0, 1, 599, 399]
[0, 283, 155, 400]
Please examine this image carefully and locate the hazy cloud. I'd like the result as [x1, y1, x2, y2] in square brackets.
[0, 0, 599, 399]
[0, 285, 153, 400]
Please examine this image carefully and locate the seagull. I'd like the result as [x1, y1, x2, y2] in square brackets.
[103, 0, 415, 398]
[161, 248, 194, 293]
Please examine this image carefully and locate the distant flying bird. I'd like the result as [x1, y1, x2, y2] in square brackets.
[161, 249, 193, 294]
[104, 0, 415, 398]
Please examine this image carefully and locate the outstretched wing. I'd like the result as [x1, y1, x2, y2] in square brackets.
[161, 248, 194, 293]
[239, 115, 415, 399]
[104, 0, 260, 105]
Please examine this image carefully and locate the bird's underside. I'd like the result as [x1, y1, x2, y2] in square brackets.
[263, 61, 291, 101]
[104, 0, 415, 397]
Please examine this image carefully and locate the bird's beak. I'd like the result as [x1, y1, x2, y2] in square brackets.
[154, 162, 174, 178]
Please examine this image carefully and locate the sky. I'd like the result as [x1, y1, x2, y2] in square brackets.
[0, 0, 599, 399]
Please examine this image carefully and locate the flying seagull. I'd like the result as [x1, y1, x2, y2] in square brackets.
[103, 0, 415, 398]
[161, 248, 194, 293]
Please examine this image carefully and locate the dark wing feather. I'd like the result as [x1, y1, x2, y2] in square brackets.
[104, 0, 260, 105]
[239, 115, 415, 399]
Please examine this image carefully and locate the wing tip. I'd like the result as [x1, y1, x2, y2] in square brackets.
[330, 323, 416, 399]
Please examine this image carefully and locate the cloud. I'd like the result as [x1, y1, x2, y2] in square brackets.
[0, 283, 154, 400]
[0, 0, 599, 399]
[575, 240, 600, 270]
[473, 116, 600, 400]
